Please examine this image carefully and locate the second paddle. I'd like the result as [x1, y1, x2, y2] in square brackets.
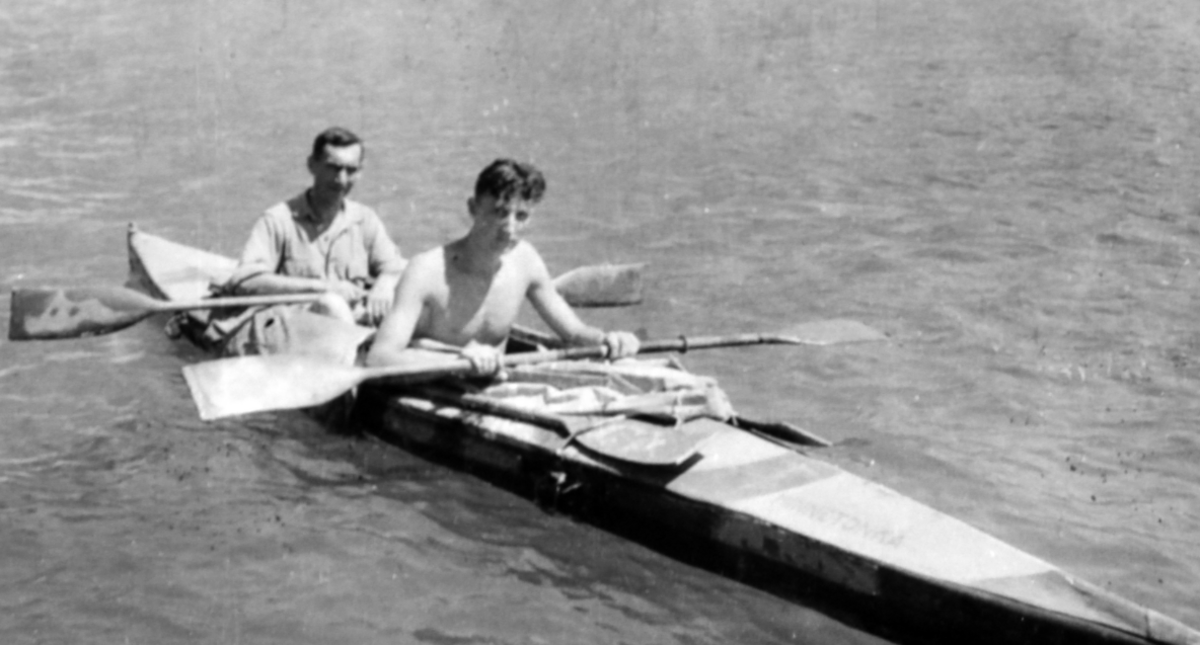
[183, 326, 885, 421]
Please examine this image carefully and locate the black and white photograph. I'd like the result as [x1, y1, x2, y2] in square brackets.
[2, 2, 1198, 643]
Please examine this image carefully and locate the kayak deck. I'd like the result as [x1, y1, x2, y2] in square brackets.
[126, 224, 1200, 645]
[362, 388, 1196, 645]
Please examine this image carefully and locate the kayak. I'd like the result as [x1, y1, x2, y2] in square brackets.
[125, 224, 1200, 645]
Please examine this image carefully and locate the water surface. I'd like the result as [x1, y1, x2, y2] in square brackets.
[2, 1, 1198, 643]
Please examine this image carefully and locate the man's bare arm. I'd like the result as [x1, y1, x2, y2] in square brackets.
[524, 252, 602, 345]
[365, 266, 426, 367]
[525, 250, 640, 357]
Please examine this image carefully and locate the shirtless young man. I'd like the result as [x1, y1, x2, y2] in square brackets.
[366, 158, 639, 375]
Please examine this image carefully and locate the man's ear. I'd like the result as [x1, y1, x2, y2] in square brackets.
[306, 156, 317, 175]
[466, 196, 477, 216]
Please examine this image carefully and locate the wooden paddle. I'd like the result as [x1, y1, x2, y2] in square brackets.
[8, 263, 646, 341]
[183, 321, 886, 421]
[6, 287, 325, 341]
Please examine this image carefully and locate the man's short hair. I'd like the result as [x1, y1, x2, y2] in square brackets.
[311, 127, 364, 160]
[474, 159, 546, 203]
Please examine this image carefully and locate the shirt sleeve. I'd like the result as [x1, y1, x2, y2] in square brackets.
[361, 209, 405, 276]
[221, 211, 281, 290]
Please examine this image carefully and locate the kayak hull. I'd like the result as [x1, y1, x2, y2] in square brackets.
[360, 390, 1192, 645]
[126, 224, 1200, 645]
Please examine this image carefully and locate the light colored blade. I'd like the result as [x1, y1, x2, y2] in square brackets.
[783, 319, 886, 346]
[553, 263, 645, 307]
[183, 355, 367, 420]
[9, 287, 158, 340]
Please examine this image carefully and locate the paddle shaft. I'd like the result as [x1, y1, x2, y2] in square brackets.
[363, 332, 798, 385]
[11, 260, 645, 341]
[142, 292, 324, 312]
[185, 330, 813, 420]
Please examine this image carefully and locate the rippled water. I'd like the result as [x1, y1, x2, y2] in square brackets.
[2, 1, 1199, 643]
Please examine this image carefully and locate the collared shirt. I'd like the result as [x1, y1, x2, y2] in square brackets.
[226, 191, 405, 288]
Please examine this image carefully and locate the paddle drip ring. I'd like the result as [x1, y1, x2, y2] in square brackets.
[678, 334, 689, 354]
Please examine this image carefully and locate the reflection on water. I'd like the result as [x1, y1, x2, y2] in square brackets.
[2, 0, 1200, 643]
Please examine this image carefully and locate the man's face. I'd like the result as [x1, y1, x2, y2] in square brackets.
[308, 143, 363, 201]
[469, 193, 535, 247]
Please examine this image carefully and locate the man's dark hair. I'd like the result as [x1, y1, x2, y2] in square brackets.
[474, 159, 546, 203]
[311, 126, 365, 160]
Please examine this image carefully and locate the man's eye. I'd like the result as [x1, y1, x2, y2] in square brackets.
[514, 211, 529, 222]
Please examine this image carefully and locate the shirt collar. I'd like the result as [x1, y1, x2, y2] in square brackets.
[292, 190, 364, 226]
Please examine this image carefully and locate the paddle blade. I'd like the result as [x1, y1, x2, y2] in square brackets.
[183, 354, 367, 420]
[553, 263, 645, 307]
[8, 286, 162, 340]
[573, 416, 724, 467]
[780, 319, 886, 346]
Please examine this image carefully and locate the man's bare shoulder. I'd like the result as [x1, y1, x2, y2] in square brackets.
[400, 246, 447, 286]
[510, 240, 550, 276]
